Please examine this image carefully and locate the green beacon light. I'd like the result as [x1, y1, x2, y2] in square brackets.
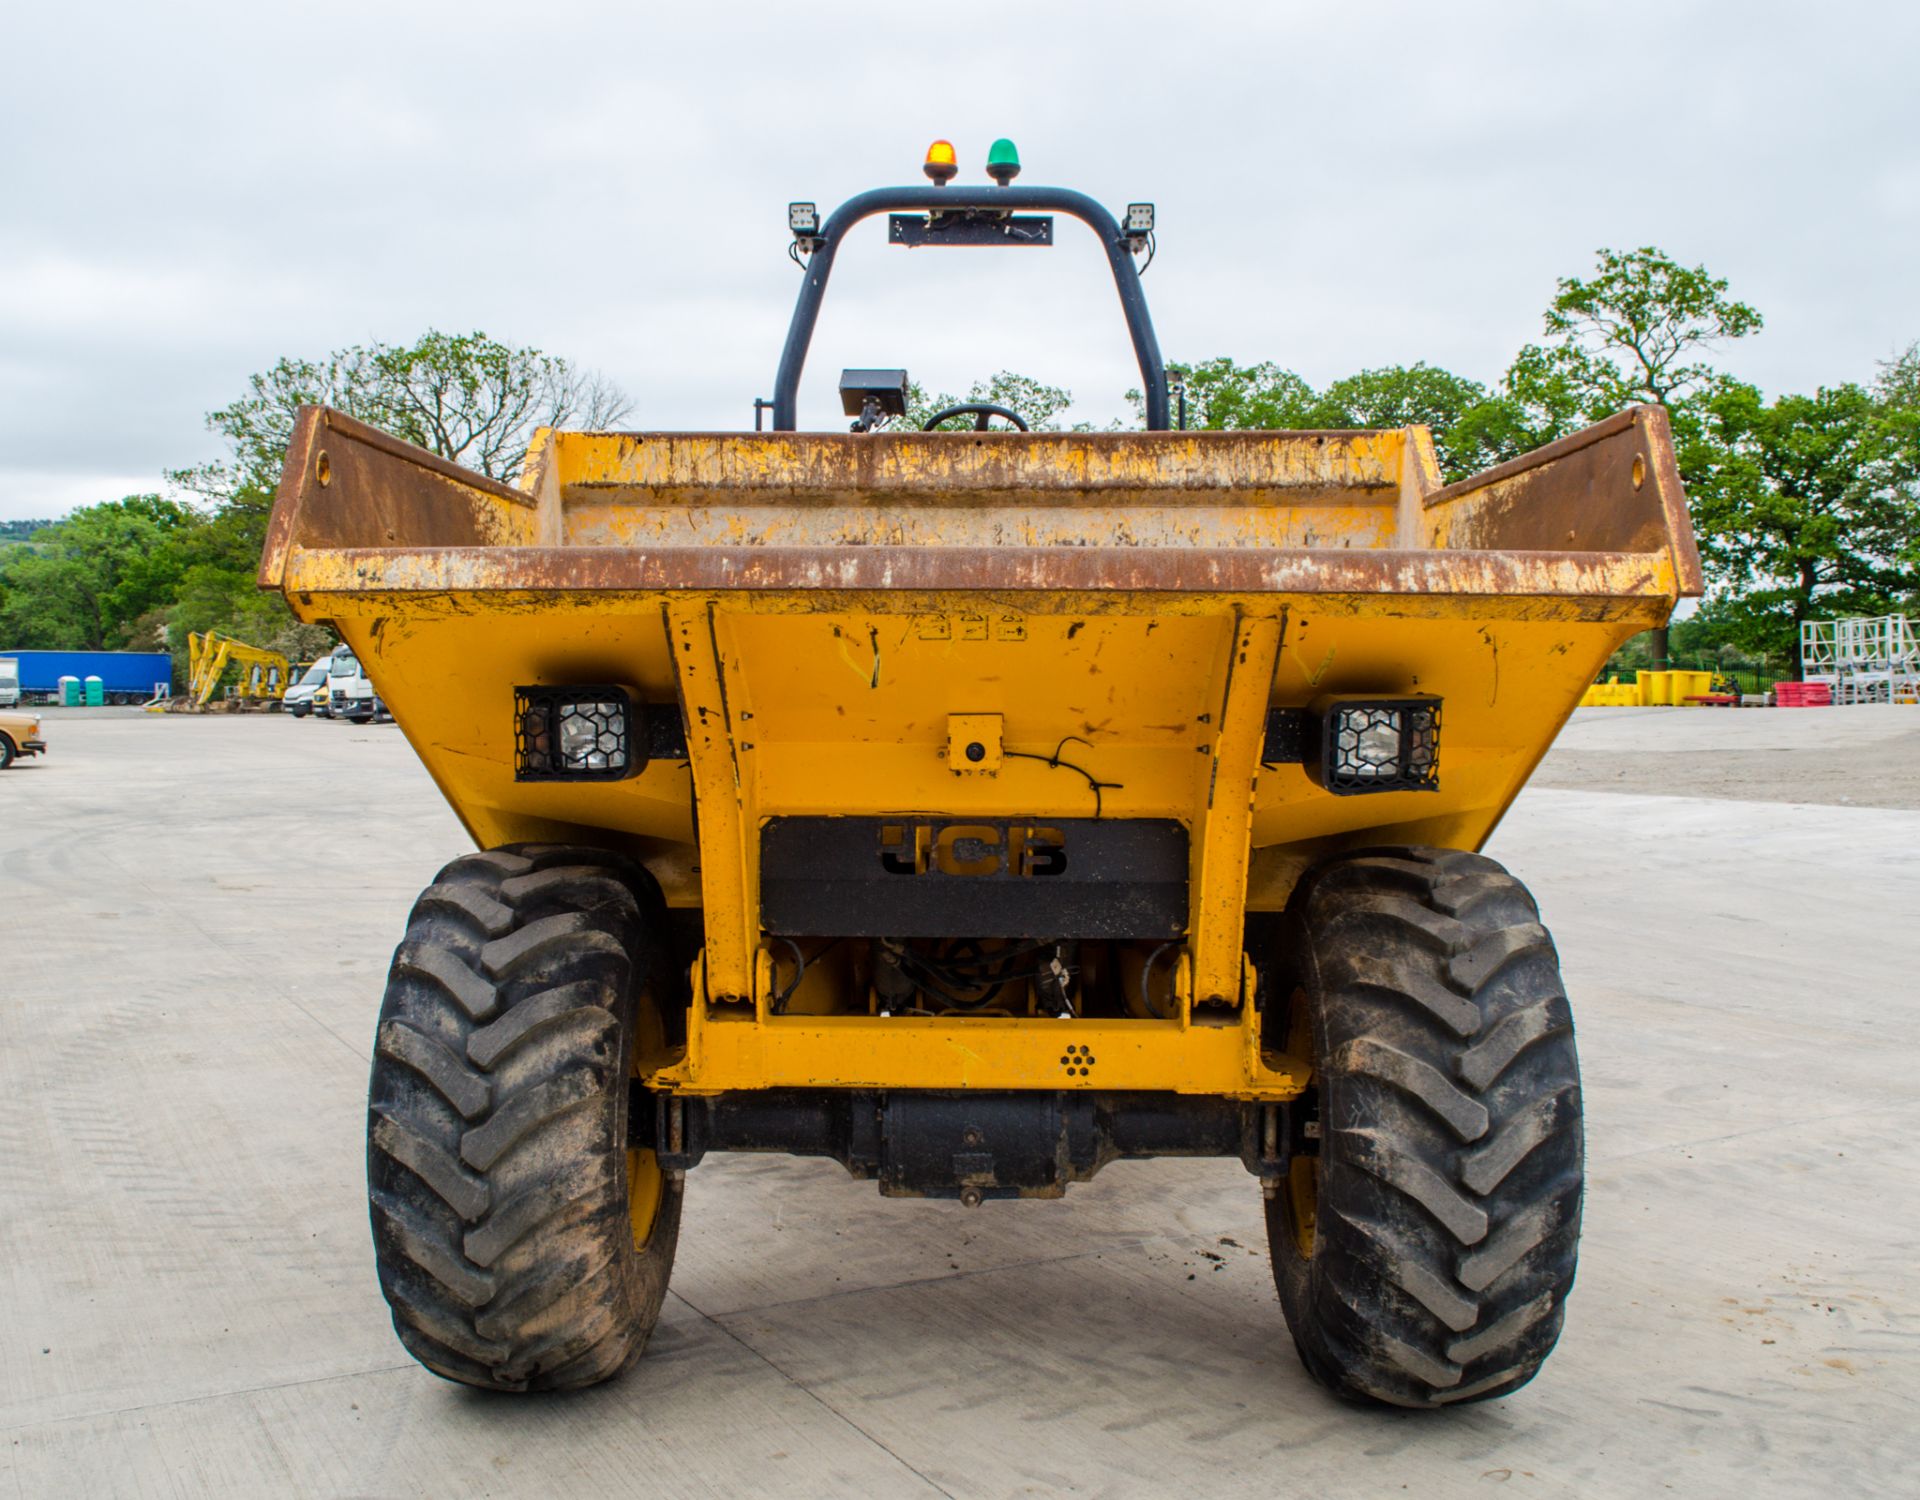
[986, 138, 1021, 187]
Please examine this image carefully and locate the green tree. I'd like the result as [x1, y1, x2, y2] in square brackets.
[178, 329, 635, 510]
[1502, 245, 1763, 449]
[1874, 343, 1920, 596]
[1503, 247, 1764, 665]
[160, 330, 633, 678]
[1138, 360, 1523, 483]
[898, 371, 1076, 431]
[1879, 341, 1920, 414]
[1166, 358, 1317, 431]
[1667, 599, 1778, 671]
[1512, 246, 1765, 417]
[1689, 380, 1920, 671]
[0, 553, 95, 647]
[1305, 364, 1528, 483]
[1500, 340, 1625, 447]
[0, 496, 202, 650]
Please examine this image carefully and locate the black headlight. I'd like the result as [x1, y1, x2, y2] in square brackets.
[1263, 695, 1442, 795]
[1310, 695, 1441, 795]
[514, 685, 643, 782]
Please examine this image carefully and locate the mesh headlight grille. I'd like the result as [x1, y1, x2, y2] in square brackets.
[514, 686, 642, 782]
[1311, 696, 1441, 795]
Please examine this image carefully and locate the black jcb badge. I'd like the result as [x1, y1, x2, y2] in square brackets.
[760, 816, 1189, 939]
[879, 821, 1067, 878]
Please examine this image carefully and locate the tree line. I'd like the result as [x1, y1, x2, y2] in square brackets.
[0, 333, 633, 677]
[2, 252, 1915, 682]
[909, 248, 1920, 675]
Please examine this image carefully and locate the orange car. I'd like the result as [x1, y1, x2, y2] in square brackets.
[0, 707, 46, 768]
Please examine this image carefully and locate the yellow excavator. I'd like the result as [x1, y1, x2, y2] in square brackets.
[150, 631, 290, 712]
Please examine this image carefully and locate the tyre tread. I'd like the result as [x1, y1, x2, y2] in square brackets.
[1265, 844, 1583, 1409]
[366, 842, 682, 1393]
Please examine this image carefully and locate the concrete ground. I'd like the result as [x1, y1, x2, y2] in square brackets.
[3, 706, 1917, 1498]
[1531, 702, 1920, 808]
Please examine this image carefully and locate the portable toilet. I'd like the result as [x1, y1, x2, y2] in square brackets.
[58, 675, 81, 706]
[83, 675, 105, 706]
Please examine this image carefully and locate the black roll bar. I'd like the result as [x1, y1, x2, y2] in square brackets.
[771, 185, 1169, 432]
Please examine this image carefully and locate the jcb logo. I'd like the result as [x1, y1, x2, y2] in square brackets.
[879, 822, 1067, 877]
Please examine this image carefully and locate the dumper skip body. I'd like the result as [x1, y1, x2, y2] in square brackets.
[264, 156, 1698, 1408]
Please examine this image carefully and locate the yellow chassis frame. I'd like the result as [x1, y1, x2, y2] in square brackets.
[262, 407, 1699, 1105]
[650, 599, 1311, 1098]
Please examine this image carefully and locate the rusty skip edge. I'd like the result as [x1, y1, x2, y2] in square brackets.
[260, 404, 1693, 602]
[259, 407, 527, 590]
[279, 544, 1673, 600]
[1424, 405, 1703, 597]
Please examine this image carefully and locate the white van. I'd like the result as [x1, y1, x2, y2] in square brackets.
[283, 656, 335, 717]
[0, 657, 18, 709]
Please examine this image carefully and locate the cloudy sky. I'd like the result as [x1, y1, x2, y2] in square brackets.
[4, 0, 1917, 521]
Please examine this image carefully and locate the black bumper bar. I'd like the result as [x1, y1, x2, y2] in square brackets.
[632, 1087, 1295, 1201]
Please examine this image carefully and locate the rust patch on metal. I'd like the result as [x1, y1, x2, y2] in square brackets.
[553, 427, 1407, 497]
[284, 544, 1669, 599]
[263, 407, 1693, 613]
[259, 405, 540, 593]
[1422, 406, 1701, 597]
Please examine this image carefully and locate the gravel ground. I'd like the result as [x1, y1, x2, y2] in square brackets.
[1532, 705, 1920, 808]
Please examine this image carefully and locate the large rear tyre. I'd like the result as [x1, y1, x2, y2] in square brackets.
[367, 842, 683, 1391]
[1264, 846, 1582, 1408]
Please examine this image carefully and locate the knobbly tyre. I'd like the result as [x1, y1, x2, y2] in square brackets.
[261, 139, 1700, 1406]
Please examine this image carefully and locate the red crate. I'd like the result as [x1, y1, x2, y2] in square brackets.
[1774, 682, 1832, 707]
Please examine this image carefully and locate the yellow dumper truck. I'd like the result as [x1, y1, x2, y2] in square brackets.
[262, 144, 1700, 1406]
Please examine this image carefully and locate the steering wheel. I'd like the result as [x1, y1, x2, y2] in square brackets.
[921, 402, 1030, 432]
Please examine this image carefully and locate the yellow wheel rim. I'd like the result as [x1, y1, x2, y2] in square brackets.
[1282, 982, 1319, 1260]
[627, 993, 666, 1249]
[1287, 1156, 1319, 1260]
[626, 1147, 663, 1248]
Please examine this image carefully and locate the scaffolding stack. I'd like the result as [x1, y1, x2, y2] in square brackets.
[1801, 615, 1920, 704]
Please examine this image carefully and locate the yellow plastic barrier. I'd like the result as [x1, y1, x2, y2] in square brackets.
[1583, 672, 1728, 706]
[1669, 669, 1713, 704]
[1579, 681, 1639, 707]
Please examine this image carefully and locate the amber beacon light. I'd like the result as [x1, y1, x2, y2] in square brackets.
[922, 139, 958, 185]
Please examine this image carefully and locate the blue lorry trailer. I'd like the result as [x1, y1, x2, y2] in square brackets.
[2, 650, 173, 705]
